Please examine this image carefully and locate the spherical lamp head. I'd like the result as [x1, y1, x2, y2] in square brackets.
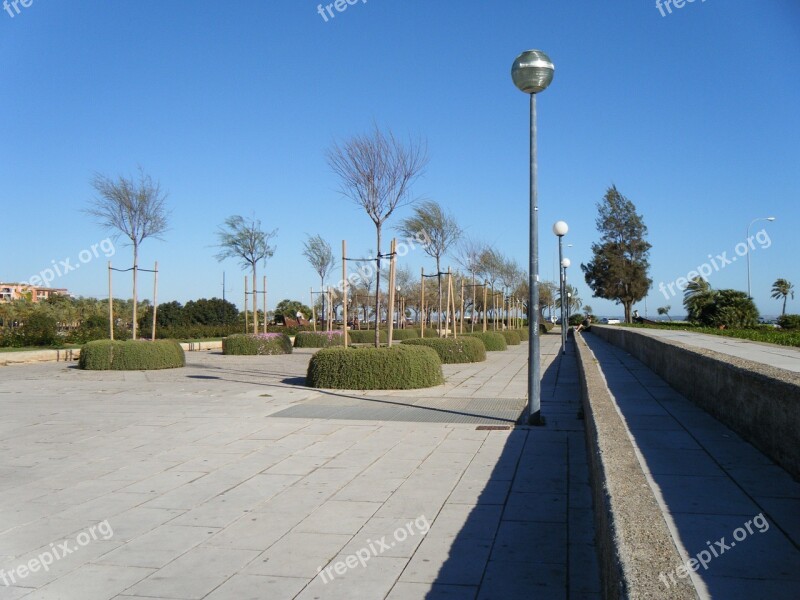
[552, 220, 569, 237]
[512, 50, 554, 94]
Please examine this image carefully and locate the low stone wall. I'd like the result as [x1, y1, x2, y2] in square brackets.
[574, 333, 698, 599]
[591, 326, 800, 480]
[0, 340, 223, 366]
[0, 348, 80, 366]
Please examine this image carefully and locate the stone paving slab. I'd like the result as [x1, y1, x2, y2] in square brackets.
[0, 334, 599, 599]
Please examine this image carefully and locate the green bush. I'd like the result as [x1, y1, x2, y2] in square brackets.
[568, 314, 584, 327]
[464, 332, 507, 351]
[348, 329, 388, 344]
[390, 329, 419, 340]
[693, 289, 759, 328]
[294, 331, 346, 348]
[7, 313, 61, 347]
[79, 339, 185, 370]
[306, 345, 444, 389]
[401, 337, 486, 364]
[223, 333, 292, 355]
[778, 314, 800, 330]
[154, 324, 243, 340]
[498, 330, 521, 346]
[513, 328, 529, 341]
[67, 314, 130, 344]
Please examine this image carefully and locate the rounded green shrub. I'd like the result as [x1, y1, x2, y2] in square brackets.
[499, 330, 521, 345]
[513, 328, 529, 341]
[401, 337, 486, 364]
[79, 339, 185, 370]
[464, 332, 507, 351]
[306, 345, 444, 389]
[777, 314, 800, 330]
[294, 331, 346, 348]
[223, 333, 292, 355]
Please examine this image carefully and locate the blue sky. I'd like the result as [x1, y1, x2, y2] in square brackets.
[1, 0, 798, 318]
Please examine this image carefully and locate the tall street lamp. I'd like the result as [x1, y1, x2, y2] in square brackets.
[746, 216, 776, 298]
[553, 221, 569, 354]
[562, 257, 571, 347]
[561, 258, 572, 340]
[512, 49, 554, 426]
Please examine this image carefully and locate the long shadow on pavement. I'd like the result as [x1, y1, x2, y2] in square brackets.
[408, 340, 601, 599]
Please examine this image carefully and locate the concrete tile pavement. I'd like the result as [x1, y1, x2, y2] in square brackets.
[0, 334, 599, 599]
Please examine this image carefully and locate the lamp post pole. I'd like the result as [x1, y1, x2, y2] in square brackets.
[553, 221, 568, 355]
[562, 258, 571, 342]
[513, 50, 554, 426]
[746, 216, 776, 298]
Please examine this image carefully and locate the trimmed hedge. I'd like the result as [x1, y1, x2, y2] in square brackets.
[401, 337, 486, 364]
[223, 333, 292, 355]
[79, 339, 185, 370]
[390, 329, 420, 340]
[464, 332, 507, 351]
[513, 328, 529, 341]
[348, 329, 388, 344]
[306, 345, 444, 389]
[294, 331, 346, 348]
[499, 330, 521, 346]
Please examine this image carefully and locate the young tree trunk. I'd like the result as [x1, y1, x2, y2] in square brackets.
[374, 224, 382, 347]
[252, 264, 258, 335]
[132, 245, 139, 340]
[320, 276, 325, 327]
[436, 257, 442, 336]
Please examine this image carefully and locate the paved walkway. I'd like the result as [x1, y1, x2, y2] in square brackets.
[622, 327, 800, 372]
[0, 334, 599, 599]
[583, 333, 800, 599]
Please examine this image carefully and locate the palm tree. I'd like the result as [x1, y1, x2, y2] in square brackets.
[683, 277, 714, 322]
[657, 305, 671, 321]
[771, 278, 794, 316]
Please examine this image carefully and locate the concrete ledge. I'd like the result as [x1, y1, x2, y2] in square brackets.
[0, 340, 224, 366]
[574, 333, 697, 599]
[0, 348, 80, 366]
[181, 341, 223, 352]
[591, 325, 800, 480]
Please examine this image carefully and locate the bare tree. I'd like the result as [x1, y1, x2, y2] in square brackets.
[456, 236, 486, 330]
[397, 200, 461, 335]
[478, 247, 503, 325]
[87, 168, 169, 339]
[499, 256, 522, 327]
[302, 234, 335, 324]
[327, 125, 428, 346]
[215, 215, 277, 334]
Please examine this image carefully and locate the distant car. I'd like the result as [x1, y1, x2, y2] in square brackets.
[600, 318, 621, 325]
